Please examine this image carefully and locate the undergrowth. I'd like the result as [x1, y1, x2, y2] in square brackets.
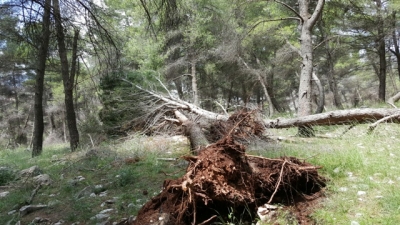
[0, 135, 188, 224]
[1, 123, 399, 224]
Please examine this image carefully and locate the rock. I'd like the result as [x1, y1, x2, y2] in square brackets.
[33, 174, 53, 186]
[19, 204, 48, 216]
[0, 191, 10, 197]
[53, 219, 65, 225]
[19, 166, 41, 178]
[99, 209, 114, 214]
[357, 191, 366, 196]
[99, 191, 108, 197]
[32, 217, 51, 223]
[257, 204, 279, 223]
[92, 213, 110, 220]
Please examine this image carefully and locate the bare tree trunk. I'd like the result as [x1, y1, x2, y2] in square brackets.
[297, 0, 325, 137]
[32, 0, 51, 157]
[265, 108, 400, 128]
[54, 0, 80, 151]
[375, 0, 386, 101]
[174, 110, 208, 154]
[312, 72, 324, 114]
[389, 12, 400, 80]
[191, 61, 199, 106]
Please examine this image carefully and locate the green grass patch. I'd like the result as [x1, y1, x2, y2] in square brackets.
[1, 124, 400, 224]
[0, 135, 188, 224]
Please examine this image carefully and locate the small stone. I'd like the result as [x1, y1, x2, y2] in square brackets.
[90, 193, 97, 197]
[351, 221, 360, 225]
[95, 213, 110, 220]
[338, 187, 348, 192]
[54, 219, 65, 225]
[33, 174, 52, 186]
[333, 167, 340, 173]
[0, 191, 10, 197]
[128, 203, 135, 208]
[357, 191, 366, 196]
[7, 210, 17, 215]
[99, 209, 113, 214]
[99, 191, 107, 197]
[19, 166, 41, 178]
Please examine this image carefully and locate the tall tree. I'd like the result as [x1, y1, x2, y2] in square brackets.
[32, 0, 51, 157]
[272, 0, 325, 136]
[53, 0, 79, 151]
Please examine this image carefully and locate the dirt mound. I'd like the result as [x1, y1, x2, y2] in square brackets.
[131, 136, 326, 225]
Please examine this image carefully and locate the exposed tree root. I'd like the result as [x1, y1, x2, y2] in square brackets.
[132, 136, 326, 225]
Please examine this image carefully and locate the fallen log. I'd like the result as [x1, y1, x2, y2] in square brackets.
[264, 108, 400, 128]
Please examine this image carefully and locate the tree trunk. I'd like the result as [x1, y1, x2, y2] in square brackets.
[375, 0, 386, 101]
[191, 61, 199, 106]
[54, 0, 80, 151]
[312, 72, 324, 114]
[32, 0, 51, 157]
[264, 108, 400, 128]
[174, 110, 208, 154]
[297, 0, 325, 137]
[389, 12, 400, 80]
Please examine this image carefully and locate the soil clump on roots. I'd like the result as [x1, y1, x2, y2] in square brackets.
[131, 111, 326, 225]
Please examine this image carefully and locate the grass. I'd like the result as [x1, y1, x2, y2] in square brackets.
[0, 135, 189, 224]
[1, 124, 399, 224]
[249, 123, 400, 224]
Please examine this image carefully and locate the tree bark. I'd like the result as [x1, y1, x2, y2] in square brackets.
[32, 0, 51, 157]
[389, 12, 400, 81]
[297, 0, 325, 136]
[264, 108, 400, 128]
[312, 72, 324, 114]
[375, 0, 386, 101]
[174, 110, 208, 154]
[191, 61, 199, 106]
[54, 0, 80, 151]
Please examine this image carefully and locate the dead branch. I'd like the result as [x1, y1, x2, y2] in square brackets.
[367, 113, 400, 134]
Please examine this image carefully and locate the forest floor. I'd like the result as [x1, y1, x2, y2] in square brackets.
[1, 123, 400, 224]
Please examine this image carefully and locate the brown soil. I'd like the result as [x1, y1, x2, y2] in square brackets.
[131, 136, 326, 225]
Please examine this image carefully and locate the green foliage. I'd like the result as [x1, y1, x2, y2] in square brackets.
[0, 167, 15, 185]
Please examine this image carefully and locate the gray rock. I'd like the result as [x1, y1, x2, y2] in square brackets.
[92, 213, 110, 220]
[99, 209, 113, 214]
[33, 174, 52, 186]
[53, 219, 65, 225]
[19, 204, 47, 216]
[19, 166, 41, 178]
[0, 191, 10, 197]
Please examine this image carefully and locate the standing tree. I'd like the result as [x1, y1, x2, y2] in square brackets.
[272, 0, 325, 136]
[32, 0, 52, 157]
[53, 0, 80, 151]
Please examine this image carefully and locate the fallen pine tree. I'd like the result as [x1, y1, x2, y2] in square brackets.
[121, 81, 400, 134]
[130, 111, 327, 225]
[115, 83, 400, 224]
